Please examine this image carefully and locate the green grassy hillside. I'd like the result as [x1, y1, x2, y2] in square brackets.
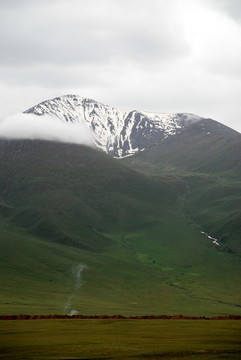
[123, 122, 241, 251]
[123, 120, 241, 175]
[0, 139, 240, 316]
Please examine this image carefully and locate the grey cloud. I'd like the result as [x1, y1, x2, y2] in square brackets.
[0, 0, 190, 95]
[0, 0, 188, 70]
[121, 25, 189, 65]
[206, 0, 241, 22]
[0, 0, 59, 9]
[0, 64, 116, 88]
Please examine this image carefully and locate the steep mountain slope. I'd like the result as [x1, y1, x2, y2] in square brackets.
[123, 120, 241, 253]
[0, 139, 178, 247]
[123, 119, 241, 175]
[24, 94, 221, 157]
[0, 139, 241, 316]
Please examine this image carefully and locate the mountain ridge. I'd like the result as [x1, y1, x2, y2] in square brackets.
[24, 94, 239, 158]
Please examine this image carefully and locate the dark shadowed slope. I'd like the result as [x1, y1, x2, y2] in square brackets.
[0, 139, 178, 248]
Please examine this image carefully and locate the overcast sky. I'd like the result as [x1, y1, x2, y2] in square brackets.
[1, 0, 241, 132]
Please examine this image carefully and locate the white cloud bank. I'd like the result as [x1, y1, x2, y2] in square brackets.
[0, 113, 94, 146]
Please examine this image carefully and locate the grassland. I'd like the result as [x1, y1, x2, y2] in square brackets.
[0, 319, 241, 359]
[1, 213, 241, 317]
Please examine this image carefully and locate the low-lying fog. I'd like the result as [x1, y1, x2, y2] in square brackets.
[0, 113, 94, 146]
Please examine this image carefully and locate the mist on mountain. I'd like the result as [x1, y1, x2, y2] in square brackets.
[0, 113, 94, 146]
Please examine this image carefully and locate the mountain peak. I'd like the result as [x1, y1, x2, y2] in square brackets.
[24, 95, 237, 158]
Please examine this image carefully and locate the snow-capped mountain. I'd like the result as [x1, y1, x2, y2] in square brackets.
[23, 95, 222, 157]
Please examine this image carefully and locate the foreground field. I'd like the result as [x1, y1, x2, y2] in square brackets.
[0, 319, 241, 359]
